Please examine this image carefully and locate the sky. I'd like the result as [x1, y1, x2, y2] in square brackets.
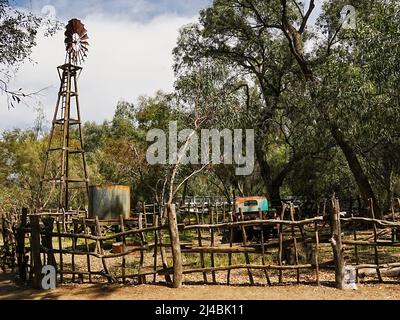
[0, 0, 324, 131]
[0, 0, 211, 131]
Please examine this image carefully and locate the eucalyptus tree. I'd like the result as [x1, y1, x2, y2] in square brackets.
[273, 0, 400, 216]
[349, 1, 400, 210]
[311, 0, 400, 214]
[0, 129, 46, 211]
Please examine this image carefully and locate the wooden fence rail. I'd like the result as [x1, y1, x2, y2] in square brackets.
[339, 198, 400, 284]
[5, 197, 400, 289]
[19, 212, 325, 287]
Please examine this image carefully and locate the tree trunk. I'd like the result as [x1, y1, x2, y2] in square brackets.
[281, 24, 382, 219]
[255, 141, 273, 193]
[330, 126, 382, 219]
[270, 184, 283, 209]
[167, 202, 183, 288]
[255, 139, 292, 207]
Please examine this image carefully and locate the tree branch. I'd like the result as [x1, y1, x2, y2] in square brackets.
[173, 163, 210, 198]
[299, 0, 315, 34]
[292, 0, 304, 19]
[242, 0, 282, 30]
[0, 79, 50, 108]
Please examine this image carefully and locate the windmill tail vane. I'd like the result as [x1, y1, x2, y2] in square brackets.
[64, 18, 89, 65]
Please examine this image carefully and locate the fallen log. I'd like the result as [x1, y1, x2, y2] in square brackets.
[358, 267, 400, 278]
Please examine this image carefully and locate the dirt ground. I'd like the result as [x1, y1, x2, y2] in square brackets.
[1, 273, 400, 300]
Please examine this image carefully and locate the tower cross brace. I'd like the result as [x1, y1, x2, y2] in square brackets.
[41, 63, 89, 211]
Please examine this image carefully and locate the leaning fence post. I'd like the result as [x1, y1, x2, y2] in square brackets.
[94, 216, 112, 283]
[30, 215, 43, 289]
[330, 198, 345, 289]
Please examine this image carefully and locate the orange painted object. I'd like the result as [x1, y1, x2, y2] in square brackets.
[112, 242, 125, 254]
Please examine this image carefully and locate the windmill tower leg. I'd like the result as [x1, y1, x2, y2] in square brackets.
[40, 64, 89, 212]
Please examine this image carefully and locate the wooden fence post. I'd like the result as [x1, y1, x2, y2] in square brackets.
[94, 217, 112, 283]
[314, 221, 320, 286]
[278, 203, 286, 284]
[119, 215, 127, 284]
[138, 209, 146, 284]
[56, 219, 64, 283]
[30, 215, 43, 289]
[369, 199, 383, 283]
[391, 198, 397, 242]
[42, 218, 56, 268]
[238, 209, 254, 285]
[82, 217, 92, 283]
[71, 220, 78, 282]
[17, 208, 28, 282]
[330, 198, 345, 289]
[290, 203, 300, 284]
[152, 213, 159, 283]
[143, 202, 148, 228]
[195, 207, 207, 284]
[210, 206, 216, 283]
[259, 211, 271, 286]
[239, 208, 247, 245]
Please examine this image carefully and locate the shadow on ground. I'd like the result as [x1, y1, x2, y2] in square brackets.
[2, 272, 400, 300]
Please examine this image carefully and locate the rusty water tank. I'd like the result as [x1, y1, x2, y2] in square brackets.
[88, 185, 131, 220]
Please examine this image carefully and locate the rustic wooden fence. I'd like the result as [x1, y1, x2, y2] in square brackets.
[0, 209, 19, 272]
[7, 203, 327, 288]
[2, 197, 400, 289]
[340, 199, 400, 284]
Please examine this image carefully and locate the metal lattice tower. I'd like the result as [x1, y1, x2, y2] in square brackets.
[40, 19, 90, 211]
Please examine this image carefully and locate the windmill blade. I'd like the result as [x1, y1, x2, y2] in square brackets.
[64, 18, 89, 65]
[79, 50, 86, 63]
[72, 19, 79, 31]
[76, 26, 85, 35]
[79, 26, 87, 34]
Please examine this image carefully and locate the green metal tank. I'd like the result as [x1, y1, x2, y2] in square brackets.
[88, 185, 131, 220]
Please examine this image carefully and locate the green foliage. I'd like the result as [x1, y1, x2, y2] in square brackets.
[0, 129, 45, 211]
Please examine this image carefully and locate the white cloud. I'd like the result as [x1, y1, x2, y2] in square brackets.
[0, 12, 197, 130]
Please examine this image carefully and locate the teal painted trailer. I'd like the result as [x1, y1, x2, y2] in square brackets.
[235, 196, 269, 214]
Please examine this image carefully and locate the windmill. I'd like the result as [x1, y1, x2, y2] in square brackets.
[41, 19, 90, 212]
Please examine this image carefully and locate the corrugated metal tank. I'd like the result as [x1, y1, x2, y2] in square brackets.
[88, 185, 131, 220]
